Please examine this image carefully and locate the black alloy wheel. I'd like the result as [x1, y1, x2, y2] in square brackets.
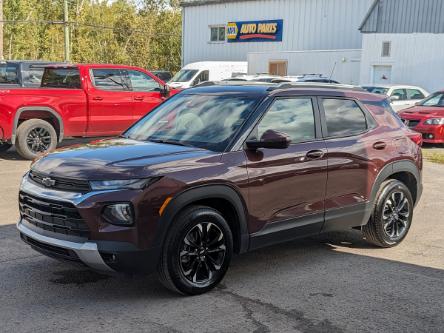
[179, 222, 227, 285]
[363, 179, 414, 247]
[381, 190, 410, 241]
[26, 126, 53, 153]
[158, 205, 233, 295]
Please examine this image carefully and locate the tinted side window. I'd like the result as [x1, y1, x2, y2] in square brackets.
[127, 70, 160, 92]
[22, 68, 45, 86]
[92, 69, 127, 91]
[391, 89, 407, 100]
[257, 98, 316, 143]
[322, 99, 367, 137]
[406, 89, 425, 100]
[41, 68, 81, 88]
[0, 64, 19, 84]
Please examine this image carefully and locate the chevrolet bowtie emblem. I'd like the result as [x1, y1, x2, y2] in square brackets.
[41, 177, 56, 187]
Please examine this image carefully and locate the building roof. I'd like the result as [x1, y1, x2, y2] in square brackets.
[360, 0, 444, 33]
[181, 0, 257, 7]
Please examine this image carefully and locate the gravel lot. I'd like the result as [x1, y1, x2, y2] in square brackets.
[1, 141, 443, 333]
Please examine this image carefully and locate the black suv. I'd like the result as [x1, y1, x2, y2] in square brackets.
[18, 82, 423, 295]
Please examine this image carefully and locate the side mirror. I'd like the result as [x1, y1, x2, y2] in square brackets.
[390, 95, 400, 101]
[414, 101, 421, 106]
[246, 129, 291, 150]
[160, 85, 170, 98]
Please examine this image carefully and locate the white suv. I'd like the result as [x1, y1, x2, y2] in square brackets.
[362, 84, 429, 112]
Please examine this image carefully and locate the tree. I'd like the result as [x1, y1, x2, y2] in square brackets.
[2, 0, 182, 71]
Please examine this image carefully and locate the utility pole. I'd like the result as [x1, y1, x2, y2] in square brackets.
[0, 0, 4, 60]
[63, 0, 70, 62]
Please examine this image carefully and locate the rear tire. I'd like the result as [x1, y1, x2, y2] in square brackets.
[363, 179, 413, 247]
[15, 119, 58, 160]
[0, 143, 11, 152]
[157, 205, 233, 295]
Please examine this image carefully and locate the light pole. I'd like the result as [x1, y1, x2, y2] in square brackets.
[63, 0, 70, 62]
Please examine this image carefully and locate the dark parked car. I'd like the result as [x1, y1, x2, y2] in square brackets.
[18, 82, 423, 295]
[151, 70, 173, 82]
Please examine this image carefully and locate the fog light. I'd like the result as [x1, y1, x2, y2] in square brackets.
[428, 134, 434, 139]
[102, 203, 134, 226]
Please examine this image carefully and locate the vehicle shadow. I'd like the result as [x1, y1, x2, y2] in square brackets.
[1, 223, 443, 332]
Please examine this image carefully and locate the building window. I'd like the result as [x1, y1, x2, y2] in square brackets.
[210, 26, 225, 42]
[381, 41, 391, 57]
[269, 60, 288, 76]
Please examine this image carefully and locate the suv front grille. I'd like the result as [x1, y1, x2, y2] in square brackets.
[19, 192, 90, 237]
[29, 170, 91, 193]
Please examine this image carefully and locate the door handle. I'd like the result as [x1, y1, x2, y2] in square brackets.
[134, 96, 144, 101]
[373, 141, 387, 150]
[305, 150, 324, 160]
[92, 96, 103, 101]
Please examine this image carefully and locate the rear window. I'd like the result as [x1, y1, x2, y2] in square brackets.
[41, 68, 81, 89]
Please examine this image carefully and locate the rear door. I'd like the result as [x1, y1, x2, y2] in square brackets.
[87, 68, 134, 136]
[318, 97, 387, 232]
[246, 96, 328, 249]
[126, 69, 164, 121]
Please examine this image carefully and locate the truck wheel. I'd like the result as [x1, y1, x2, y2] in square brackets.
[363, 179, 413, 248]
[15, 119, 58, 160]
[158, 205, 233, 295]
[0, 143, 12, 152]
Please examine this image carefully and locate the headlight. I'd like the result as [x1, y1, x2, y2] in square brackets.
[102, 203, 134, 226]
[424, 118, 444, 125]
[89, 177, 160, 191]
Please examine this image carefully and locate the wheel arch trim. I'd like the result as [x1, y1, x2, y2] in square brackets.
[370, 159, 422, 207]
[12, 106, 64, 144]
[157, 184, 250, 254]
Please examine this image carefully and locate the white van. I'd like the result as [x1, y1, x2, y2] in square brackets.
[168, 61, 247, 89]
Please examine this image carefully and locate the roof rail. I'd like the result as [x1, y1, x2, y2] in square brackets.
[267, 82, 365, 92]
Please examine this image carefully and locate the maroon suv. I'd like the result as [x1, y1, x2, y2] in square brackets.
[18, 83, 423, 295]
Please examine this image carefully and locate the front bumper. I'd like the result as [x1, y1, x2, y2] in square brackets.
[17, 173, 162, 274]
[18, 219, 114, 273]
[409, 124, 444, 143]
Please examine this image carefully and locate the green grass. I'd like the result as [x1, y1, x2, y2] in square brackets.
[422, 150, 444, 164]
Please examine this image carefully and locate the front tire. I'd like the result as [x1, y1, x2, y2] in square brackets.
[363, 179, 414, 247]
[15, 119, 58, 160]
[158, 205, 233, 295]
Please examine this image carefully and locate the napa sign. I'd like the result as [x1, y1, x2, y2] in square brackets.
[227, 19, 283, 43]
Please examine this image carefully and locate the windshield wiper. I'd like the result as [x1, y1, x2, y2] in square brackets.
[146, 138, 193, 147]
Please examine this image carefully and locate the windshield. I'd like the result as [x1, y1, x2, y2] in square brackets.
[170, 69, 198, 82]
[124, 93, 260, 152]
[363, 86, 389, 95]
[418, 92, 444, 107]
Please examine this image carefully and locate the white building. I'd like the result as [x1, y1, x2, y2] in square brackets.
[359, 0, 444, 92]
[181, 0, 444, 90]
[181, 0, 373, 83]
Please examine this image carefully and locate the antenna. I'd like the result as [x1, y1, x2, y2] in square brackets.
[329, 61, 337, 80]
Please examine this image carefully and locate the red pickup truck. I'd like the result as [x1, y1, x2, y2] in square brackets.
[0, 64, 171, 159]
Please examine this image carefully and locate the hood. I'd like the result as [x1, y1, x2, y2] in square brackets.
[399, 106, 444, 118]
[31, 138, 217, 180]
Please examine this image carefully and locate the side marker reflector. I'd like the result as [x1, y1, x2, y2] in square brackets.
[159, 197, 172, 216]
